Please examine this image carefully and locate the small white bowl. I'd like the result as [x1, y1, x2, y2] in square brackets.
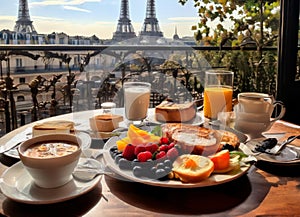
[18, 134, 82, 188]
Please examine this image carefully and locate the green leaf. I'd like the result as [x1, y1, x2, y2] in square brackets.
[151, 125, 162, 137]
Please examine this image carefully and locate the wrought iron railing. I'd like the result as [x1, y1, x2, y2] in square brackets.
[0, 44, 299, 136]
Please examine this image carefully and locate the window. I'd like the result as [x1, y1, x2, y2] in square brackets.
[16, 58, 22, 68]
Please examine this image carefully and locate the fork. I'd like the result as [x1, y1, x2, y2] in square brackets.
[264, 135, 300, 155]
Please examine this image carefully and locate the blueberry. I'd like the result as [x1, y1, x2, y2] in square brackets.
[114, 153, 123, 164]
[131, 159, 140, 168]
[118, 158, 132, 170]
[163, 159, 172, 168]
[133, 166, 143, 177]
[156, 163, 165, 170]
[155, 168, 167, 179]
[222, 143, 235, 151]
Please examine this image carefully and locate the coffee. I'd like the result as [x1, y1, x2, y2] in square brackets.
[24, 142, 78, 158]
[124, 86, 150, 121]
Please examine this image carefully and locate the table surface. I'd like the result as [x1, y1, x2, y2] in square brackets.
[0, 109, 300, 217]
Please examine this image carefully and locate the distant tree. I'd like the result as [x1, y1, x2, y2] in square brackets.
[179, 0, 281, 95]
[179, 0, 280, 50]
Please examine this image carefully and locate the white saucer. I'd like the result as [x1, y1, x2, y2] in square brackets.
[3, 131, 92, 159]
[0, 158, 101, 204]
[147, 112, 204, 126]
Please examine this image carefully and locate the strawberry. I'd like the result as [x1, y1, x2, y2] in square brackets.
[145, 143, 159, 153]
[166, 147, 179, 161]
[122, 144, 136, 161]
[160, 137, 169, 144]
[159, 144, 169, 152]
[137, 151, 152, 162]
[134, 144, 146, 156]
[155, 151, 166, 160]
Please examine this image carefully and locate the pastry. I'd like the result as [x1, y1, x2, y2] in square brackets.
[89, 114, 123, 132]
[32, 120, 75, 137]
[155, 101, 196, 123]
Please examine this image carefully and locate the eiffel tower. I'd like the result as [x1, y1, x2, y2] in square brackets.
[112, 0, 136, 42]
[14, 0, 37, 33]
[140, 0, 163, 38]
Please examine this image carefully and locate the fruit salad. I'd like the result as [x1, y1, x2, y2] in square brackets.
[110, 125, 248, 182]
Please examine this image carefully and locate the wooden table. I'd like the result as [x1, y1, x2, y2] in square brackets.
[0, 109, 300, 217]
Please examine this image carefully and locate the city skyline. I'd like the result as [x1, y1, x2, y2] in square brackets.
[0, 0, 199, 39]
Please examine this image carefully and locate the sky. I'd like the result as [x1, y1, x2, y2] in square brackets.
[0, 0, 200, 39]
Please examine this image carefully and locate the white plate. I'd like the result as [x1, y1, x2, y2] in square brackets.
[103, 137, 251, 188]
[147, 112, 204, 126]
[3, 131, 92, 159]
[0, 158, 101, 204]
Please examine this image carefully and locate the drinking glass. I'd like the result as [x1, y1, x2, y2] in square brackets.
[123, 82, 151, 126]
[203, 70, 234, 120]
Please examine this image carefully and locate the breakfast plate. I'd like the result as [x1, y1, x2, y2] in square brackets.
[103, 136, 251, 188]
[3, 131, 92, 159]
[0, 158, 101, 204]
[147, 112, 204, 126]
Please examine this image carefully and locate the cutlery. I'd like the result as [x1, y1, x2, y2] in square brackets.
[72, 169, 114, 182]
[264, 135, 300, 155]
[73, 158, 115, 182]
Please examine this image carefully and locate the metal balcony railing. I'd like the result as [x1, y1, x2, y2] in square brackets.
[0, 44, 298, 136]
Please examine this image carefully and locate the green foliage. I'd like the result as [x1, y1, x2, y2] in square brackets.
[179, 0, 280, 96]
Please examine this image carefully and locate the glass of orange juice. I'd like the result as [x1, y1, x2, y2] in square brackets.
[203, 70, 234, 119]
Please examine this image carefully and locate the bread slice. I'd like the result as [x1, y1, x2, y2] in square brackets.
[172, 154, 214, 182]
[162, 123, 240, 155]
[155, 101, 196, 122]
[89, 114, 123, 132]
[32, 120, 75, 137]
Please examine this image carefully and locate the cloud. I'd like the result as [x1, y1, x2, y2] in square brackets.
[63, 5, 91, 13]
[30, 0, 102, 7]
[32, 16, 64, 21]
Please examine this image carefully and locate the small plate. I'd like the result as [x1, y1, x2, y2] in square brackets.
[0, 158, 101, 204]
[3, 131, 92, 159]
[246, 139, 300, 163]
[103, 137, 251, 188]
[147, 112, 204, 126]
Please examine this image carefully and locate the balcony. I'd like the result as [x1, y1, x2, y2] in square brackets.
[0, 0, 299, 137]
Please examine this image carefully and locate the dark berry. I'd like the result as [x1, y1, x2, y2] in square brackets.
[118, 158, 132, 170]
[222, 143, 235, 151]
[155, 168, 167, 179]
[163, 159, 172, 168]
[133, 166, 143, 177]
[114, 153, 123, 164]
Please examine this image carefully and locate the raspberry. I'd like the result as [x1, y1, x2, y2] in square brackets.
[166, 147, 179, 161]
[160, 137, 169, 144]
[159, 144, 169, 152]
[145, 143, 159, 153]
[134, 144, 146, 156]
[137, 151, 153, 162]
[167, 142, 175, 150]
[156, 151, 166, 160]
[122, 144, 136, 161]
